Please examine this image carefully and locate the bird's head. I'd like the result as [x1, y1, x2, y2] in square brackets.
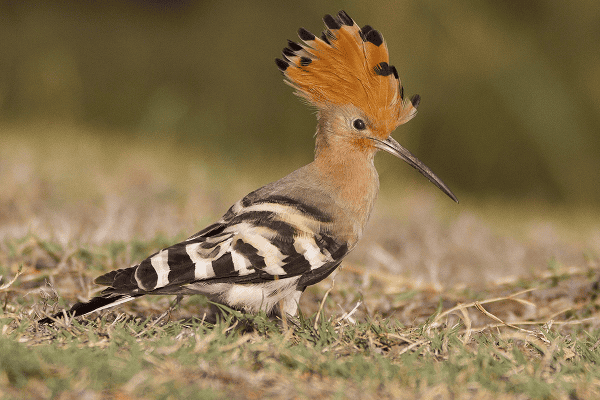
[276, 10, 458, 203]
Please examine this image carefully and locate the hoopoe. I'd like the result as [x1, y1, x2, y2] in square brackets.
[39, 10, 457, 324]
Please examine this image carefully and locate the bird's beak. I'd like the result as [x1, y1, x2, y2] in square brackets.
[372, 136, 459, 203]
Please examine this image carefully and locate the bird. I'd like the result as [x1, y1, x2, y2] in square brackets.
[39, 10, 457, 325]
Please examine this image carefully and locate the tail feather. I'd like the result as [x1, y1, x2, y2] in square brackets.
[38, 294, 141, 324]
[94, 265, 139, 290]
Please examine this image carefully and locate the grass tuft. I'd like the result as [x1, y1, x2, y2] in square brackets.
[1, 232, 599, 399]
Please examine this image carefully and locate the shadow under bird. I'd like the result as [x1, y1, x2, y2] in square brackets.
[39, 10, 458, 324]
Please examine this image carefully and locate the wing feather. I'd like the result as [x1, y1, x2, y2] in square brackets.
[95, 195, 349, 295]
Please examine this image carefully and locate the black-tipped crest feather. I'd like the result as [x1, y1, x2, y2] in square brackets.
[365, 29, 383, 46]
[338, 10, 354, 26]
[275, 58, 289, 71]
[323, 14, 341, 30]
[298, 27, 315, 41]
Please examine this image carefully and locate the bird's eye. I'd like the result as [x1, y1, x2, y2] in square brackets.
[353, 119, 366, 130]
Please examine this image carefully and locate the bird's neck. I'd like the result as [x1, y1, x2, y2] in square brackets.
[312, 134, 380, 244]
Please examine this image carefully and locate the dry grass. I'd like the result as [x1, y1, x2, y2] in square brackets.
[1, 123, 600, 399]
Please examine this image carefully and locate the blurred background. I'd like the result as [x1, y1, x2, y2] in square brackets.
[2, 0, 600, 202]
[1, 1, 599, 288]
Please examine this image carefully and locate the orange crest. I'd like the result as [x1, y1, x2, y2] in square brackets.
[276, 10, 420, 136]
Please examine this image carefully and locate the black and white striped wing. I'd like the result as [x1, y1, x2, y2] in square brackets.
[96, 195, 349, 295]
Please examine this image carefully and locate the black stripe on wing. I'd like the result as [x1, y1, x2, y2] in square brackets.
[236, 193, 332, 222]
[251, 195, 332, 222]
[186, 222, 227, 241]
[212, 252, 236, 277]
[233, 240, 266, 269]
[297, 259, 343, 288]
[136, 258, 157, 291]
[272, 235, 312, 275]
[314, 232, 348, 260]
[167, 246, 196, 284]
[228, 211, 297, 237]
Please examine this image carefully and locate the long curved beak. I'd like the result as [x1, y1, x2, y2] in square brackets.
[372, 136, 459, 203]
